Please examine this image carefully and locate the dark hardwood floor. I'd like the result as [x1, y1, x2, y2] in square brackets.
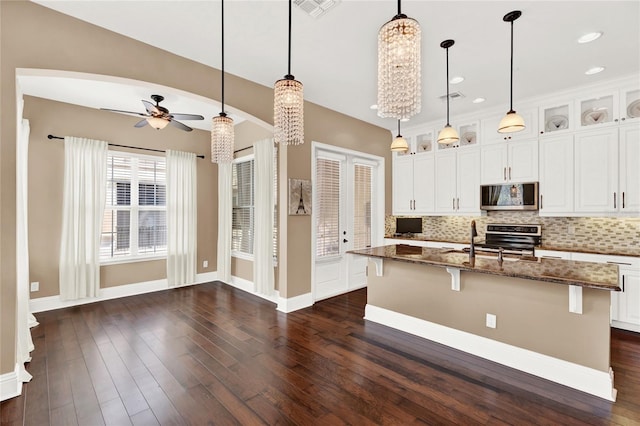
[1, 282, 639, 425]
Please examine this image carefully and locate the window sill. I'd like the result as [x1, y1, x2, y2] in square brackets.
[100, 254, 166, 266]
[232, 251, 254, 262]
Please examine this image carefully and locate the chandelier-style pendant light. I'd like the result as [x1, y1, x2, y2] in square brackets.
[498, 10, 525, 134]
[274, 0, 304, 146]
[377, 0, 421, 120]
[437, 39, 459, 144]
[211, 0, 234, 164]
[390, 119, 409, 152]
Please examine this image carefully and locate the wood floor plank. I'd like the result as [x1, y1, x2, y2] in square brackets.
[4, 283, 640, 425]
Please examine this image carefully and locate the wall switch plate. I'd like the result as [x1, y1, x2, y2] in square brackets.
[30, 281, 39, 292]
[486, 313, 497, 329]
[203, 260, 209, 268]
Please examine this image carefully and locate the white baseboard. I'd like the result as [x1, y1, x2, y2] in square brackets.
[30, 271, 219, 313]
[277, 292, 313, 313]
[224, 276, 279, 304]
[612, 320, 640, 333]
[364, 304, 617, 402]
[0, 365, 21, 402]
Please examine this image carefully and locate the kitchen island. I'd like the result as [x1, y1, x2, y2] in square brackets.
[350, 244, 620, 401]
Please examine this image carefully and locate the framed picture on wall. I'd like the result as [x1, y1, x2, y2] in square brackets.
[288, 178, 311, 215]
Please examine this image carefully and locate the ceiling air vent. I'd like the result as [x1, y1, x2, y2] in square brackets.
[439, 91, 465, 101]
[294, 0, 340, 18]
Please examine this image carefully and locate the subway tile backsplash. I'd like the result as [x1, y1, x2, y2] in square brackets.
[385, 213, 640, 257]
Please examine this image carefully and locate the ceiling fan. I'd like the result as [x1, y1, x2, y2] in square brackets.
[101, 94, 204, 132]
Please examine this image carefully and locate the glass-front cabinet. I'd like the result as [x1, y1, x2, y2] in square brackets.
[576, 92, 618, 130]
[622, 87, 640, 123]
[539, 101, 573, 136]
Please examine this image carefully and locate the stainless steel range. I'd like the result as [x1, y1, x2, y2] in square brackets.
[474, 224, 542, 256]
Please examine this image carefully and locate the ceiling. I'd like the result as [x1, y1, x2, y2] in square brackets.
[27, 1, 640, 132]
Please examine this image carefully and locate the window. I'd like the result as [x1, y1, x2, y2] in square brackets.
[100, 152, 167, 261]
[231, 149, 278, 260]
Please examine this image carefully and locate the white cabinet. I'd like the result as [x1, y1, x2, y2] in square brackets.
[434, 148, 480, 214]
[392, 153, 435, 215]
[481, 108, 538, 144]
[539, 101, 573, 136]
[574, 127, 618, 213]
[480, 139, 538, 184]
[619, 124, 640, 213]
[393, 155, 415, 214]
[539, 134, 574, 214]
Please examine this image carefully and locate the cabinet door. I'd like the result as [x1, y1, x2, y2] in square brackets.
[539, 135, 574, 214]
[574, 128, 618, 213]
[619, 125, 640, 213]
[616, 269, 640, 327]
[413, 154, 435, 213]
[456, 149, 480, 213]
[508, 139, 538, 182]
[434, 151, 457, 213]
[392, 155, 414, 215]
[480, 144, 508, 184]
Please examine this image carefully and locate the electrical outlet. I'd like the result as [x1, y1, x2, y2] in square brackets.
[203, 260, 209, 268]
[486, 313, 497, 329]
[30, 282, 39, 292]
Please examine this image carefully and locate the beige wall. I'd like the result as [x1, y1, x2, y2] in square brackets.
[24, 96, 218, 297]
[367, 260, 611, 371]
[1, 2, 391, 374]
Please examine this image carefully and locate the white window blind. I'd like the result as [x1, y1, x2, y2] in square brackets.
[316, 157, 341, 257]
[353, 164, 372, 250]
[232, 159, 254, 255]
[101, 153, 166, 261]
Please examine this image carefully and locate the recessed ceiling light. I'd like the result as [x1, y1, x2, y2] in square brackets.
[578, 32, 603, 44]
[370, 104, 378, 110]
[472, 97, 486, 104]
[449, 76, 464, 84]
[585, 66, 605, 75]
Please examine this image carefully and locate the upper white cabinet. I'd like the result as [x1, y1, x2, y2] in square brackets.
[539, 101, 574, 136]
[575, 92, 619, 131]
[539, 134, 574, 214]
[480, 138, 538, 184]
[619, 124, 640, 213]
[621, 87, 640, 124]
[434, 148, 480, 214]
[480, 108, 538, 144]
[392, 131, 435, 215]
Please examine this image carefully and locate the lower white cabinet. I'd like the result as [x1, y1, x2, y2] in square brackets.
[539, 135, 574, 214]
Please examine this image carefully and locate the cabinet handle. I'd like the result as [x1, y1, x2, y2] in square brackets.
[457, 198, 460, 210]
[452, 197, 455, 210]
[540, 194, 543, 210]
[622, 275, 625, 292]
[606, 261, 632, 266]
[413, 200, 416, 210]
[508, 167, 512, 180]
[614, 192, 617, 209]
[623, 192, 625, 209]
[503, 167, 506, 181]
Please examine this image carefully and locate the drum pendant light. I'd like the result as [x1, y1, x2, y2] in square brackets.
[274, 0, 304, 146]
[377, 0, 422, 120]
[211, 0, 234, 163]
[498, 10, 525, 134]
[437, 39, 459, 144]
[390, 119, 409, 152]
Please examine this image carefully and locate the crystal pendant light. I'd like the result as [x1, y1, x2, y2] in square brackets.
[211, 0, 234, 164]
[437, 39, 459, 144]
[390, 120, 409, 152]
[274, 0, 304, 146]
[377, 0, 421, 120]
[498, 10, 525, 134]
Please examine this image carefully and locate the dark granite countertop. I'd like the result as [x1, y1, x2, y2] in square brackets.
[351, 244, 621, 291]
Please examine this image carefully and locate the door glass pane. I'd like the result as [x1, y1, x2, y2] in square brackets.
[353, 164, 372, 250]
[316, 158, 340, 257]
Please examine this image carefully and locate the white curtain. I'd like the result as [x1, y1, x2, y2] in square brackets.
[166, 150, 197, 287]
[217, 162, 232, 283]
[253, 139, 275, 296]
[16, 118, 34, 384]
[59, 137, 108, 301]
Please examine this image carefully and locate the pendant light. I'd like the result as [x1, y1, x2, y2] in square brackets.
[437, 39, 459, 144]
[498, 10, 525, 134]
[377, 0, 421, 120]
[274, 0, 304, 146]
[390, 119, 409, 152]
[211, 0, 234, 164]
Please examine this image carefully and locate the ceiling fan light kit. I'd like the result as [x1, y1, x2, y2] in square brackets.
[274, 0, 305, 146]
[377, 0, 421, 120]
[498, 10, 525, 134]
[147, 116, 169, 130]
[437, 39, 460, 145]
[211, 0, 235, 164]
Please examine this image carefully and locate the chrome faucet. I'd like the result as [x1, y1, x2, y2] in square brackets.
[469, 220, 478, 261]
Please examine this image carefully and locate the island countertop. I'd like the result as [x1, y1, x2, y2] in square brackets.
[350, 245, 621, 291]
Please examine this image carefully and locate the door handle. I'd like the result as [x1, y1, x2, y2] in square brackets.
[343, 239, 348, 243]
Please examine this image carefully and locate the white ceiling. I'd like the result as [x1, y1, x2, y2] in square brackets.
[27, 1, 640, 132]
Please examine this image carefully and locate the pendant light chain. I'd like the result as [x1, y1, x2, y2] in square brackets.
[445, 46, 450, 125]
[287, 0, 292, 76]
[509, 18, 514, 112]
[221, 0, 225, 113]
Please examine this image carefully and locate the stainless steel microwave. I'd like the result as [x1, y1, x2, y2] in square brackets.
[480, 182, 539, 211]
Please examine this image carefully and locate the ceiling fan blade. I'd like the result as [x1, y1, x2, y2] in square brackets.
[100, 108, 149, 118]
[169, 113, 205, 121]
[134, 119, 148, 128]
[168, 119, 193, 132]
[142, 100, 160, 115]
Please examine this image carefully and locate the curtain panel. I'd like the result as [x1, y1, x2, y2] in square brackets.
[217, 162, 232, 283]
[166, 150, 197, 287]
[59, 136, 108, 300]
[253, 139, 275, 296]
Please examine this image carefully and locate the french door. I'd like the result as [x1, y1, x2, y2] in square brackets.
[312, 143, 383, 301]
